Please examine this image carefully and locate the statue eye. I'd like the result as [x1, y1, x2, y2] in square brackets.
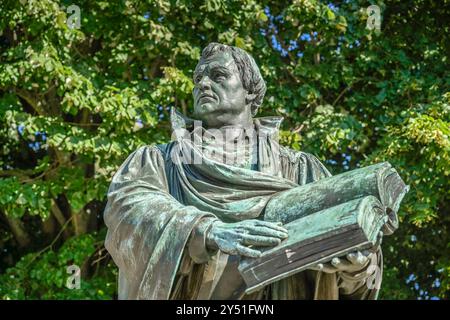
[194, 74, 202, 84]
[212, 72, 226, 82]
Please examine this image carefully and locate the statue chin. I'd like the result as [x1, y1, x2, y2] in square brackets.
[199, 101, 217, 110]
[194, 102, 221, 120]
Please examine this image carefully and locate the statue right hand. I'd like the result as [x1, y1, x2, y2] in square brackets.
[206, 220, 288, 258]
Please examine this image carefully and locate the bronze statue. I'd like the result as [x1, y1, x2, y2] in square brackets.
[104, 43, 407, 300]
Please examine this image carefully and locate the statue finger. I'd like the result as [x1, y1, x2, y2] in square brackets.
[254, 220, 288, 233]
[331, 256, 352, 270]
[241, 235, 281, 247]
[347, 252, 368, 264]
[331, 257, 341, 267]
[217, 242, 238, 256]
[356, 251, 369, 265]
[309, 263, 338, 273]
[236, 244, 262, 258]
[347, 251, 369, 266]
[346, 252, 358, 264]
[246, 226, 288, 239]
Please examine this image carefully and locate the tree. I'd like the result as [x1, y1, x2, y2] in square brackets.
[0, 0, 448, 299]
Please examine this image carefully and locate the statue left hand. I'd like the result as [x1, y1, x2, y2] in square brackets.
[312, 250, 372, 273]
[310, 231, 382, 274]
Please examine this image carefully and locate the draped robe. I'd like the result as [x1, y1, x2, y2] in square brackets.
[104, 110, 381, 300]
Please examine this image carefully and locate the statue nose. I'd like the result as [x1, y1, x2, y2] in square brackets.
[198, 76, 212, 90]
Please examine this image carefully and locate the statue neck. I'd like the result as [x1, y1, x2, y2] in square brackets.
[216, 123, 254, 142]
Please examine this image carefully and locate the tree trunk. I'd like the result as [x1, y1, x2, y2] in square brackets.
[41, 214, 56, 238]
[50, 199, 71, 238]
[4, 214, 31, 248]
[73, 209, 90, 235]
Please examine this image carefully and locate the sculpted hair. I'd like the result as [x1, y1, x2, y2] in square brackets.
[200, 42, 267, 116]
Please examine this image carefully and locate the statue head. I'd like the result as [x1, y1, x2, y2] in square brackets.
[193, 43, 266, 128]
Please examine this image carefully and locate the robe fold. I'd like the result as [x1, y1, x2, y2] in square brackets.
[104, 109, 381, 300]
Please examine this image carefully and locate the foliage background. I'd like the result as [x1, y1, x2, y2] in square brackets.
[0, 0, 448, 299]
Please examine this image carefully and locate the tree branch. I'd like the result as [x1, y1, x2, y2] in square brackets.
[14, 88, 46, 115]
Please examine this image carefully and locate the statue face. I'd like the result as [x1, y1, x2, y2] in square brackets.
[193, 51, 251, 128]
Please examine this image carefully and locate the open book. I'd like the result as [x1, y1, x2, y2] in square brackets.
[238, 162, 408, 294]
[263, 162, 408, 235]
